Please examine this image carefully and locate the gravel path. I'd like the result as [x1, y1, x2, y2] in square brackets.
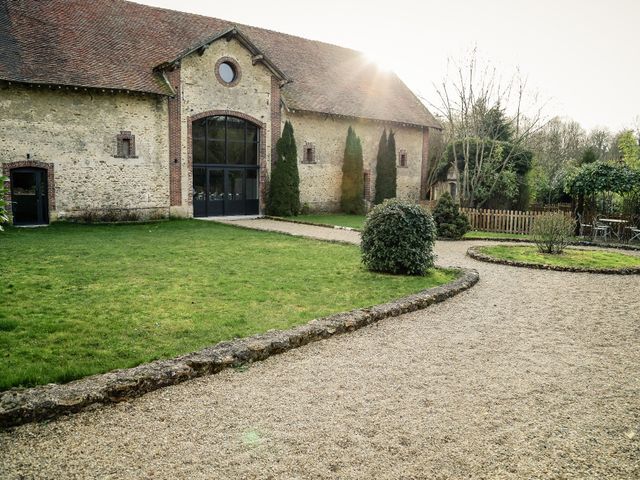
[1, 220, 639, 479]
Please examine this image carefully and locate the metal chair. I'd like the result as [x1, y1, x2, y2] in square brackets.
[629, 226, 640, 243]
[592, 219, 611, 242]
[576, 212, 592, 237]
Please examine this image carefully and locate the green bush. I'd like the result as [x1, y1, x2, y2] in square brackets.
[0, 175, 9, 231]
[268, 121, 300, 216]
[340, 126, 365, 214]
[361, 199, 436, 275]
[432, 192, 470, 239]
[531, 212, 574, 254]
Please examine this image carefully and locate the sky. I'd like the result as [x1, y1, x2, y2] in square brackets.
[135, 0, 639, 132]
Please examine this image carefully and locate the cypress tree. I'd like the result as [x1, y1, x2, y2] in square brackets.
[267, 121, 300, 216]
[387, 129, 397, 198]
[374, 129, 398, 204]
[340, 126, 365, 214]
[374, 129, 388, 205]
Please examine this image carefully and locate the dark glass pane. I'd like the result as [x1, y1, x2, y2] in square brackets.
[207, 116, 225, 141]
[193, 137, 206, 164]
[193, 167, 206, 201]
[192, 119, 206, 139]
[227, 170, 243, 201]
[247, 123, 258, 143]
[226, 117, 245, 143]
[227, 142, 245, 165]
[209, 169, 224, 200]
[246, 169, 258, 200]
[246, 142, 258, 165]
[207, 140, 225, 164]
[11, 171, 36, 196]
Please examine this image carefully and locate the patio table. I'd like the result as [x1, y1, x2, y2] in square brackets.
[598, 218, 628, 240]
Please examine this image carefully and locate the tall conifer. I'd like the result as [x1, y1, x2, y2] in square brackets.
[374, 129, 397, 204]
[340, 126, 365, 214]
[267, 121, 300, 216]
[374, 129, 388, 205]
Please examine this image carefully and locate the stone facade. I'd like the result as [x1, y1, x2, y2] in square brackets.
[0, 83, 170, 220]
[284, 111, 426, 212]
[178, 38, 274, 216]
[1, 36, 433, 222]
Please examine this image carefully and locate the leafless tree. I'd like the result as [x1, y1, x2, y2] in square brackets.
[428, 50, 548, 207]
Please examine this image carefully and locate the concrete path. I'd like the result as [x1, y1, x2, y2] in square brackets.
[1, 219, 639, 479]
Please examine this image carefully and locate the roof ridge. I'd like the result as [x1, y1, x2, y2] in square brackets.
[127, 0, 368, 59]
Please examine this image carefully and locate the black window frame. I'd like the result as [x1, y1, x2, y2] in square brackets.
[192, 115, 259, 166]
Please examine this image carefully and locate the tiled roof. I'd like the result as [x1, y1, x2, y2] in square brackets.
[0, 0, 440, 128]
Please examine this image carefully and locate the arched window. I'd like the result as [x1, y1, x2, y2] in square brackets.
[192, 115, 259, 166]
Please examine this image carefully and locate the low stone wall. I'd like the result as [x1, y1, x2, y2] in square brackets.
[0, 268, 479, 429]
[467, 246, 640, 274]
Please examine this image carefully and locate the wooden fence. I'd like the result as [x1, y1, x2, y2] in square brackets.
[459, 208, 569, 235]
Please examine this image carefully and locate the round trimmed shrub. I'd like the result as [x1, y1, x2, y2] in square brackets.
[432, 192, 470, 239]
[361, 199, 437, 275]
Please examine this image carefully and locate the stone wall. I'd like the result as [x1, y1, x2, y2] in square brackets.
[283, 111, 426, 212]
[178, 38, 274, 216]
[0, 83, 170, 220]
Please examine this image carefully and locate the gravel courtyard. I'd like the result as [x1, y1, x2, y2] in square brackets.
[1, 220, 638, 479]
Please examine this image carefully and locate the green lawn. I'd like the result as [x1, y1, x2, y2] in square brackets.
[282, 214, 366, 230]
[0, 220, 456, 390]
[476, 245, 640, 269]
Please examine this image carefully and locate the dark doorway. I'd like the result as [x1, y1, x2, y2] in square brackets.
[10, 168, 49, 225]
[192, 115, 260, 217]
[193, 166, 259, 217]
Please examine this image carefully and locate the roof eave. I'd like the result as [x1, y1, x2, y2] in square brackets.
[286, 107, 439, 130]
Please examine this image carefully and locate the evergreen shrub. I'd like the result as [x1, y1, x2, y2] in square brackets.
[432, 192, 470, 239]
[0, 175, 9, 231]
[361, 199, 436, 275]
[268, 121, 300, 216]
[340, 126, 365, 214]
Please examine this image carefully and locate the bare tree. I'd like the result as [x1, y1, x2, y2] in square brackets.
[429, 50, 548, 207]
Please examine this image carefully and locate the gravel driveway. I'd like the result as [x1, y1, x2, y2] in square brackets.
[1, 220, 638, 479]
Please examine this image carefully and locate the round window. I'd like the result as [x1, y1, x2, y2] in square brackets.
[218, 62, 236, 84]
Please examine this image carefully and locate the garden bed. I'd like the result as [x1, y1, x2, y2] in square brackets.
[467, 245, 640, 274]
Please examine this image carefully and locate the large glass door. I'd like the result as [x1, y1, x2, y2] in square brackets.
[207, 169, 224, 216]
[192, 115, 260, 217]
[225, 169, 244, 215]
[192, 167, 258, 217]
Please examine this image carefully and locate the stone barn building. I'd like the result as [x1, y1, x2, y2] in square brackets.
[0, 0, 439, 225]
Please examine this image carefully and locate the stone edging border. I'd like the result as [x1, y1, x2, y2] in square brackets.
[467, 246, 640, 274]
[0, 268, 479, 429]
[463, 235, 640, 251]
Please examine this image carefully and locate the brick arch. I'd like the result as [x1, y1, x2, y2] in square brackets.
[186, 110, 268, 212]
[2, 160, 56, 214]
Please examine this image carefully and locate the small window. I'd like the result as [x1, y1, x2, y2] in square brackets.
[116, 131, 136, 158]
[363, 170, 371, 201]
[399, 149, 408, 167]
[302, 142, 316, 164]
[218, 62, 236, 83]
[215, 57, 241, 86]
